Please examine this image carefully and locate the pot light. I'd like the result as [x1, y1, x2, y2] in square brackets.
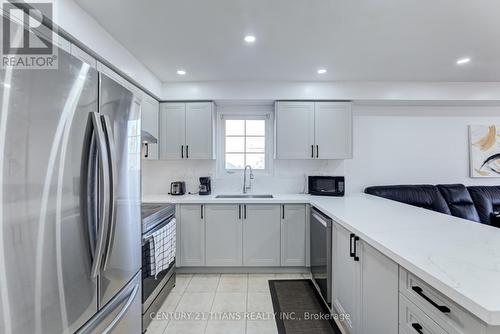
[244, 35, 256, 43]
[456, 58, 471, 65]
[176, 70, 186, 75]
[317, 68, 327, 74]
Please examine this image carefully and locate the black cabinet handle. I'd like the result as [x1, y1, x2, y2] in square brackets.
[244, 205, 247, 219]
[316, 145, 319, 158]
[144, 143, 149, 158]
[238, 205, 241, 220]
[181, 145, 184, 158]
[411, 323, 424, 334]
[200, 205, 203, 219]
[282, 205, 285, 219]
[353, 236, 360, 261]
[186, 145, 189, 158]
[311, 145, 314, 158]
[349, 233, 355, 257]
[412, 286, 451, 313]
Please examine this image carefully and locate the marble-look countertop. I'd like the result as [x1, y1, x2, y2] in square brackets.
[142, 193, 311, 204]
[142, 192, 500, 325]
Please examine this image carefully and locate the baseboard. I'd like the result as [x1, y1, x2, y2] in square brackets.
[176, 266, 310, 274]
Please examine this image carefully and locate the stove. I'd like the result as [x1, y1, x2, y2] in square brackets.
[141, 203, 176, 331]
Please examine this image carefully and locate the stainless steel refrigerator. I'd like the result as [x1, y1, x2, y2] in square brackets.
[0, 18, 141, 334]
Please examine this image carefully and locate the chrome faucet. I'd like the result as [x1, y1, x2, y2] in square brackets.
[243, 165, 254, 194]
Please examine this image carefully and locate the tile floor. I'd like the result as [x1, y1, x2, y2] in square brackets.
[146, 273, 311, 334]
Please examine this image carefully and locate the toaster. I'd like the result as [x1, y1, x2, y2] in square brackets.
[169, 181, 186, 195]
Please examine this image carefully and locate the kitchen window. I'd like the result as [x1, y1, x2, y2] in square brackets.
[218, 112, 273, 174]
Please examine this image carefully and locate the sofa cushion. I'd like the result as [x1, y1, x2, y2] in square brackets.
[365, 185, 451, 214]
[437, 184, 481, 222]
[467, 186, 500, 225]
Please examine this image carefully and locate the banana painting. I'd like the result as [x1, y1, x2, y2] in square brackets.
[470, 125, 500, 178]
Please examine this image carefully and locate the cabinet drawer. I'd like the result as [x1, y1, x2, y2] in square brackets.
[399, 267, 485, 334]
[400, 293, 449, 334]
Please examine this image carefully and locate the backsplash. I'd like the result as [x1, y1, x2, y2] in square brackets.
[142, 159, 344, 196]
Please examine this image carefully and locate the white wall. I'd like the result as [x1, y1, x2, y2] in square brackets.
[345, 105, 500, 193]
[142, 104, 500, 196]
[54, 0, 162, 96]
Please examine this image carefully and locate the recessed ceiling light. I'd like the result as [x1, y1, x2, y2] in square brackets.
[244, 35, 256, 43]
[456, 58, 471, 65]
[176, 70, 186, 75]
[317, 68, 327, 74]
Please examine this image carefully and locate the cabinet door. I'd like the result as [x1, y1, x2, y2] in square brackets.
[179, 205, 205, 266]
[332, 223, 358, 332]
[359, 241, 398, 334]
[314, 102, 352, 159]
[275, 101, 315, 159]
[243, 205, 281, 266]
[159, 103, 185, 159]
[281, 204, 306, 266]
[185, 102, 214, 159]
[205, 205, 242, 266]
[141, 96, 159, 160]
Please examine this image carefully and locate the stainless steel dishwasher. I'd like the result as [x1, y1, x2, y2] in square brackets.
[310, 207, 333, 306]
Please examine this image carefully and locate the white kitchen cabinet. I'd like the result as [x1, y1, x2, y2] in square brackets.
[185, 102, 214, 159]
[314, 102, 352, 159]
[159, 103, 186, 160]
[179, 204, 205, 266]
[332, 223, 359, 332]
[205, 204, 242, 266]
[275, 101, 352, 159]
[275, 101, 315, 159]
[159, 102, 214, 160]
[359, 240, 399, 334]
[243, 204, 281, 266]
[141, 94, 159, 160]
[332, 221, 398, 334]
[280, 204, 306, 266]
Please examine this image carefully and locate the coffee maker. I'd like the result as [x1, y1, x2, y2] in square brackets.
[199, 177, 211, 195]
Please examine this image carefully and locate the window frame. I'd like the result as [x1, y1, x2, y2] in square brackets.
[216, 110, 274, 176]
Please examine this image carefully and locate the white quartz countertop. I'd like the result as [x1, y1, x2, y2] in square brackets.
[142, 192, 500, 325]
[143, 193, 311, 204]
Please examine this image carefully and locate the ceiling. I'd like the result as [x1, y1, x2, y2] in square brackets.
[75, 0, 500, 82]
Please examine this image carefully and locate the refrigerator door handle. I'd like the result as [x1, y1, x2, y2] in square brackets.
[81, 114, 97, 260]
[90, 112, 111, 279]
[101, 283, 139, 334]
[101, 115, 117, 271]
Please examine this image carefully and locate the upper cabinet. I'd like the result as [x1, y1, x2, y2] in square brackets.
[275, 101, 352, 159]
[275, 102, 315, 159]
[141, 95, 159, 160]
[159, 102, 215, 160]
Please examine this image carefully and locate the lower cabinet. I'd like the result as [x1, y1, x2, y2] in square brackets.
[332, 224, 358, 332]
[205, 204, 242, 266]
[179, 204, 205, 266]
[332, 222, 398, 334]
[243, 204, 281, 266]
[281, 204, 306, 266]
[178, 203, 306, 268]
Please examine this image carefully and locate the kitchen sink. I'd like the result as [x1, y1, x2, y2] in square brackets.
[215, 194, 274, 199]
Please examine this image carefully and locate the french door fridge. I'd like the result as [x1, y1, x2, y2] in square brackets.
[0, 18, 141, 334]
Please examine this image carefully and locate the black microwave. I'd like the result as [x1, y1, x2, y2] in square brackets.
[308, 176, 345, 196]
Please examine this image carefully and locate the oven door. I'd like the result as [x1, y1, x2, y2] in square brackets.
[142, 217, 176, 313]
[310, 207, 332, 305]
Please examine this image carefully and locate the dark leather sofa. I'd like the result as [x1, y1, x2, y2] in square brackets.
[365, 184, 500, 227]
